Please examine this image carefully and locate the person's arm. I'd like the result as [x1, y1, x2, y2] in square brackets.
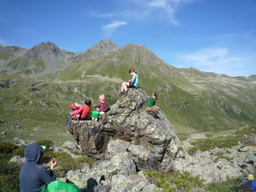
[94, 104, 100, 108]
[71, 106, 83, 115]
[37, 165, 56, 185]
[128, 75, 136, 82]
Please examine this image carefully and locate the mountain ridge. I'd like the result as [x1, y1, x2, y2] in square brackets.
[0, 40, 255, 133]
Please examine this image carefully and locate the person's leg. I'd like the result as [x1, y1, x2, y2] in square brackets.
[121, 82, 125, 92]
[121, 82, 130, 93]
[145, 107, 153, 111]
[123, 82, 130, 91]
[152, 106, 160, 112]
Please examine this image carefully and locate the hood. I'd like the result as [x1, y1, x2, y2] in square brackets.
[24, 144, 44, 163]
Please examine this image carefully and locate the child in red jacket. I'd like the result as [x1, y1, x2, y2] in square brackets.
[70, 99, 91, 120]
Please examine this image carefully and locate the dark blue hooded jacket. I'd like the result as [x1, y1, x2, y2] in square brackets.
[19, 144, 56, 192]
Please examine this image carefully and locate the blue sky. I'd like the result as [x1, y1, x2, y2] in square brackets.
[0, 0, 256, 77]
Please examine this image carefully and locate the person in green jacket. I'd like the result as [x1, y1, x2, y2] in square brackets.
[145, 93, 160, 117]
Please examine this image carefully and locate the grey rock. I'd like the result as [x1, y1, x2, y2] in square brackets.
[81, 163, 91, 173]
[62, 141, 78, 150]
[142, 184, 162, 192]
[105, 139, 130, 159]
[67, 88, 184, 171]
[120, 175, 148, 192]
[0, 131, 6, 136]
[9, 155, 25, 165]
[94, 185, 111, 192]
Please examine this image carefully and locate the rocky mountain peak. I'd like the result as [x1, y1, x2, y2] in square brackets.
[248, 74, 256, 81]
[29, 41, 62, 57]
[67, 39, 120, 63]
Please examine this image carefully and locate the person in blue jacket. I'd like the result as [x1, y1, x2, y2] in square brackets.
[19, 144, 57, 192]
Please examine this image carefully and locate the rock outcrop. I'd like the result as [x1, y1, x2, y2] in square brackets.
[67, 88, 185, 172]
[176, 135, 256, 183]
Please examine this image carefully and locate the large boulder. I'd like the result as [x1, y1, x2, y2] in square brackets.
[67, 88, 184, 171]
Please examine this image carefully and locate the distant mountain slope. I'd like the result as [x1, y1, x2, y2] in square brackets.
[0, 45, 28, 71]
[67, 39, 120, 63]
[56, 43, 256, 133]
[0, 42, 75, 76]
[248, 75, 256, 81]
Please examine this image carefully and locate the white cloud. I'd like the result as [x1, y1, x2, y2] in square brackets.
[176, 47, 256, 76]
[91, 0, 200, 26]
[90, 12, 115, 18]
[132, 0, 200, 25]
[102, 21, 127, 36]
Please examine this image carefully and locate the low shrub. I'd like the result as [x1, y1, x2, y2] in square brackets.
[0, 142, 22, 192]
[187, 146, 199, 156]
[0, 141, 18, 155]
[143, 170, 205, 192]
[191, 136, 240, 152]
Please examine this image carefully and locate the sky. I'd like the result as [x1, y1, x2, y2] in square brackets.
[0, 0, 256, 77]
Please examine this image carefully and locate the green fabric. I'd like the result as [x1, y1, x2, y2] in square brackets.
[91, 111, 99, 118]
[146, 97, 156, 107]
[46, 181, 80, 192]
[41, 184, 47, 192]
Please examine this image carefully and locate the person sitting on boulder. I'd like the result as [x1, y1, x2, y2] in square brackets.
[93, 94, 108, 121]
[70, 99, 91, 120]
[120, 69, 139, 95]
[145, 93, 160, 117]
[19, 144, 57, 192]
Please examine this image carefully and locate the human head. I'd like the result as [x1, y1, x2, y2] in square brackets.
[84, 99, 92, 106]
[24, 144, 44, 164]
[99, 94, 105, 101]
[152, 93, 157, 100]
[129, 69, 137, 75]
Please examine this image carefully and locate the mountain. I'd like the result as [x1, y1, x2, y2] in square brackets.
[0, 44, 28, 72]
[67, 39, 120, 63]
[248, 74, 256, 81]
[0, 41, 75, 76]
[0, 40, 255, 140]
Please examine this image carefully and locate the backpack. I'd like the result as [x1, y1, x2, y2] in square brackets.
[70, 104, 81, 120]
[238, 175, 250, 186]
[234, 174, 256, 192]
[43, 181, 80, 192]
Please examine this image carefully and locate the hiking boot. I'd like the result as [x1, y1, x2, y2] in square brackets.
[151, 111, 157, 118]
